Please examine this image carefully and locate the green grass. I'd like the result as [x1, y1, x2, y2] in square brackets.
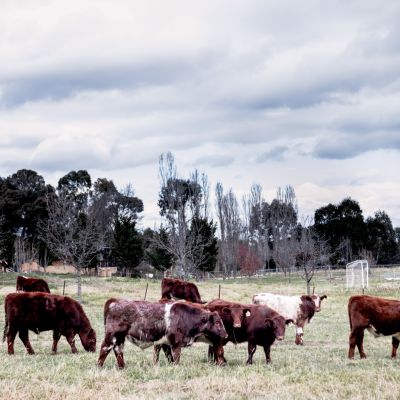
[1, 270, 400, 399]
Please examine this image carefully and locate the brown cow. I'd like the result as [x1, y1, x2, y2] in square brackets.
[3, 292, 96, 355]
[206, 300, 293, 365]
[97, 299, 227, 368]
[348, 295, 400, 359]
[16, 275, 50, 293]
[161, 277, 205, 304]
[252, 293, 327, 345]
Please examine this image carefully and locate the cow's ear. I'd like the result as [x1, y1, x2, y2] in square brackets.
[320, 295, 327, 301]
[264, 318, 273, 328]
[244, 309, 251, 317]
[45, 297, 55, 311]
[222, 307, 231, 315]
[285, 319, 294, 325]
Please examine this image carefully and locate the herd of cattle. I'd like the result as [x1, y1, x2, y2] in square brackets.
[3, 275, 400, 367]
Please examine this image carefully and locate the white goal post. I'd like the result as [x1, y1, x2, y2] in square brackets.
[346, 259, 369, 289]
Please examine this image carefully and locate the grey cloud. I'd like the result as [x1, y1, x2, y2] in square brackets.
[0, 57, 204, 108]
[256, 146, 288, 163]
[313, 132, 400, 159]
[193, 155, 235, 167]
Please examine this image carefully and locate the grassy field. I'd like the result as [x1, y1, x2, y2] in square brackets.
[1, 270, 400, 400]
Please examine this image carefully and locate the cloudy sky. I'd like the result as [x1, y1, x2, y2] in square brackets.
[1, 0, 399, 228]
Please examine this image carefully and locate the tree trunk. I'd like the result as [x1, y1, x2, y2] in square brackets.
[76, 268, 82, 303]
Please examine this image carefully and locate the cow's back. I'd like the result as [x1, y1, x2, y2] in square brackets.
[252, 293, 300, 320]
[349, 295, 400, 333]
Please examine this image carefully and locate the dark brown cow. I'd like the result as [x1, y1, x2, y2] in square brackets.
[97, 299, 227, 368]
[348, 295, 400, 359]
[3, 292, 96, 355]
[252, 293, 327, 345]
[206, 300, 293, 365]
[16, 275, 50, 293]
[161, 277, 205, 304]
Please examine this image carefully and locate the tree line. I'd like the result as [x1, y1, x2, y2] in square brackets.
[1, 152, 399, 292]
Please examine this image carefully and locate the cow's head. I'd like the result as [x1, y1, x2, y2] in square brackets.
[80, 328, 97, 352]
[222, 306, 251, 328]
[311, 294, 327, 312]
[265, 315, 291, 341]
[202, 312, 228, 340]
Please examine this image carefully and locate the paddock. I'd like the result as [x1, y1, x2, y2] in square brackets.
[1, 270, 400, 400]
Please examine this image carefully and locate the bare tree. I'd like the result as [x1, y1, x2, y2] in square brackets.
[215, 183, 241, 274]
[40, 191, 106, 301]
[157, 152, 213, 277]
[295, 218, 331, 294]
[270, 186, 298, 275]
[13, 237, 38, 271]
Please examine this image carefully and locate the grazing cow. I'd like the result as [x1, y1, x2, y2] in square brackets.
[252, 293, 327, 345]
[348, 295, 400, 359]
[97, 299, 227, 368]
[161, 277, 205, 304]
[3, 292, 96, 355]
[207, 300, 292, 365]
[16, 275, 50, 293]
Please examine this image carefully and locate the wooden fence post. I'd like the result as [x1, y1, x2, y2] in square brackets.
[144, 282, 149, 300]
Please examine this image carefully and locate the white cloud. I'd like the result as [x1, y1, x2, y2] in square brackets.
[0, 0, 399, 228]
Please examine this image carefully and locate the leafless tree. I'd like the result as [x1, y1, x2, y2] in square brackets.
[295, 218, 331, 294]
[13, 237, 38, 271]
[269, 186, 298, 275]
[40, 191, 106, 301]
[157, 152, 213, 277]
[215, 182, 242, 274]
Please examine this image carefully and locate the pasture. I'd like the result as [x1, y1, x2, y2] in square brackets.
[1, 269, 400, 400]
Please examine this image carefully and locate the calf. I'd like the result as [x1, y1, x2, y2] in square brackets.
[348, 295, 400, 359]
[207, 300, 292, 365]
[252, 292, 327, 345]
[205, 299, 252, 365]
[16, 275, 50, 293]
[97, 299, 227, 368]
[3, 292, 96, 355]
[161, 277, 205, 303]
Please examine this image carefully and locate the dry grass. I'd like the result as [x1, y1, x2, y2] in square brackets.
[1, 270, 400, 399]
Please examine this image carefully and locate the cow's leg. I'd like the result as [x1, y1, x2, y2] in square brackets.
[6, 327, 18, 355]
[162, 344, 173, 363]
[356, 329, 366, 358]
[349, 327, 366, 359]
[113, 340, 125, 369]
[391, 337, 400, 359]
[170, 344, 182, 364]
[97, 332, 115, 367]
[207, 345, 214, 363]
[263, 345, 271, 364]
[153, 344, 172, 364]
[64, 330, 78, 353]
[153, 345, 162, 364]
[52, 330, 61, 354]
[295, 325, 304, 345]
[246, 342, 257, 365]
[213, 344, 227, 366]
[18, 329, 34, 355]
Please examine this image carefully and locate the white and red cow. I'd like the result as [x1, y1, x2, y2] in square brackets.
[252, 293, 327, 345]
[97, 299, 227, 368]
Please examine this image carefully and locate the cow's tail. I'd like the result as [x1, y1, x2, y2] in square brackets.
[103, 298, 117, 326]
[3, 307, 8, 343]
[348, 297, 353, 330]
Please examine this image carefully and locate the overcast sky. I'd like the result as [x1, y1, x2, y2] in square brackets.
[1, 0, 399, 228]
